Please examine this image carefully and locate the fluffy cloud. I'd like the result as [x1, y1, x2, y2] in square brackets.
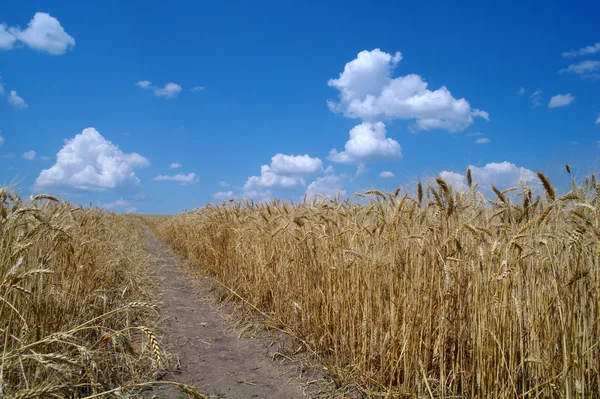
[438, 162, 537, 193]
[5, 13, 75, 55]
[154, 83, 182, 99]
[269, 154, 323, 175]
[35, 127, 150, 191]
[137, 81, 182, 99]
[8, 91, 27, 108]
[244, 165, 305, 190]
[305, 175, 347, 200]
[212, 191, 234, 200]
[99, 198, 137, 214]
[169, 162, 182, 169]
[327, 49, 488, 132]
[328, 122, 402, 164]
[380, 171, 395, 178]
[0, 24, 17, 50]
[244, 154, 323, 190]
[153, 173, 198, 185]
[530, 90, 543, 107]
[136, 80, 152, 89]
[475, 137, 491, 144]
[562, 42, 600, 58]
[548, 93, 575, 108]
[516, 87, 525, 95]
[22, 150, 35, 160]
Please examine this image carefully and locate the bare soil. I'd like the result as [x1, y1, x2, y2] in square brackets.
[144, 229, 334, 399]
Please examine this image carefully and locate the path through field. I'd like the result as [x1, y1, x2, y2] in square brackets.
[145, 229, 327, 399]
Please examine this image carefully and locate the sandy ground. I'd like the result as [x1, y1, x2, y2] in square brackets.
[144, 229, 334, 399]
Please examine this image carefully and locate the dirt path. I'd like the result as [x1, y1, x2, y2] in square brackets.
[145, 229, 326, 399]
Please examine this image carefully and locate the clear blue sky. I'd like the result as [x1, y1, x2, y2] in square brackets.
[1, 1, 599, 213]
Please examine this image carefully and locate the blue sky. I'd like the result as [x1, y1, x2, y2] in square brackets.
[1, 1, 599, 213]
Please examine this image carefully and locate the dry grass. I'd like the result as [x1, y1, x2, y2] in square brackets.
[0, 188, 205, 398]
[149, 170, 600, 397]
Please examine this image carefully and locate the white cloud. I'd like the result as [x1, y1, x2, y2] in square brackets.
[596, 115, 600, 124]
[0, 24, 17, 50]
[327, 49, 488, 132]
[439, 162, 537, 193]
[169, 162, 182, 169]
[136, 80, 152, 89]
[99, 198, 137, 214]
[22, 150, 35, 160]
[0, 73, 4, 94]
[219, 181, 230, 187]
[153, 173, 198, 185]
[8, 91, 27, 108]
[475, 137, 491, 144]
[212, 191, 234, 200]
[8, 13, 75, 55]
[380, 171, 395, 178]
[305, 175, 347, 200]
[328, 121, 402, 164]
[137, 81, 182, 99]
[548, 93, 575, 108]
[191, 86, 205, 92]
[154, 83, 182, 99]
[269, 154, 323, 175]
[562, 42, 600, 58]
[35, 127, 150, 191]
[0, 135, 3, 147]
[243, 153, 323, 190]
[516, 87, 525, 95]
[40, 155, 51, 160]
[560, 60, 600, 75]
[244, 165, 306, 190]
[530, 90, 543, 108]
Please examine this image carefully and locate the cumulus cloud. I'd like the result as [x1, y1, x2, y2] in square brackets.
[154, 83, 182, 99]
[269, 154, 323, 175]
[99, 198, 137, 214]
[22, 150, 35, 160]
[244, 165, 305, 190]
[530, 90, 543, 107]
[0, 24, 17, 50]
[212, 191, 234, 200]
[305, 175, 347, 200]
[136, 81, 182, 99]
[153, 173, 198, 185]
[516, 87, 525, 95]
[438, 162, 537, 193]
[169, 162, 182, 169]
[548, 93, 575, 108]
[475, 137, 491, 144]
[136, 80, 152, 89]
[6, 13, 75, 55]
[327, 49, 488, 132]
[328, 121, 402, 164]
[34, 127, 150, 191]
[562, 42, 600, 58]
[8, 91, 27, 108]
[380, 171, 395, 178]
[244, 154, 323, 190]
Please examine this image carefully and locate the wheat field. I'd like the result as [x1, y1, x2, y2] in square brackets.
[0, 188, 204, 398]
[149, 169, 600, 397]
